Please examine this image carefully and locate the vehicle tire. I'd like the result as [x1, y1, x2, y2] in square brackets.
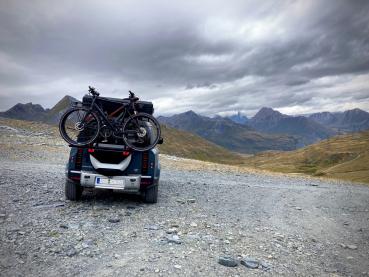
[142, 185, 158, 204]
[65, 179, 83, 201]
[59, 108, 100, 146]
[122, 113, 161, 152]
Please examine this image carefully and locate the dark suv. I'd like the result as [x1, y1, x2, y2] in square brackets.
[64, 95, 161, 203]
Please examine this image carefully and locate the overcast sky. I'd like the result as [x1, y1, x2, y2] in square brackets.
[0, 0, 369, 116]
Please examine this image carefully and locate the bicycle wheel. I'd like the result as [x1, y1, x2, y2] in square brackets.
[122, 113, 161, 151]
[59, 108, 100, 146]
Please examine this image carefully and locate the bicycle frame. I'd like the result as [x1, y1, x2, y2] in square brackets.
[83, 95, 134, 135]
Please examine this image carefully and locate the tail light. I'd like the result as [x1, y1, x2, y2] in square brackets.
[141, 151, 149, 175]
[88, 148, 95, 153]
[75, 148, 83, 170]
[122, 151, 130, 156]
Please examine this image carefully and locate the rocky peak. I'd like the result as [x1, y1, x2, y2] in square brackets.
[14, 102, 45, 112]
[46, 95, 79, 124]
[0, 102, 46, 121]
[174, 110, 203, 121]
[309, 112, 337, 125]
[228, 111, 248, 125]
[341, 108, 369, 123]
[252, 107, 287, 121]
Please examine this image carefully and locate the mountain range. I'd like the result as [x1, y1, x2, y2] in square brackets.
[158, 111, 298, 153]
[1, 95, 368, 154]
[246, 107, 337, 146]
[308, 108, 369, 133]
[159, 107, 369, 153]
[0, 96, 78, 124]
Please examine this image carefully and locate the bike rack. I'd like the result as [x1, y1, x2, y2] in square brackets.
[68, 143, 129, 152]
[68, 138, 163, 151]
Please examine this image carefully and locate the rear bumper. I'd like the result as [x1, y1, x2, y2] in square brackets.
[68, 170, 154, 193]
[66, 146, 160, 193]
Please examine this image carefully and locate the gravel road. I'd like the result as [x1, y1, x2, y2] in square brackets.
[1, 120, 369, 276]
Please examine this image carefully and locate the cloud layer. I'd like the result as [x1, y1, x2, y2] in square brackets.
[0, 0, 369, 116]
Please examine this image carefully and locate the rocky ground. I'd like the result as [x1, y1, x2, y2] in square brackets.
[1, 118, 369, 276]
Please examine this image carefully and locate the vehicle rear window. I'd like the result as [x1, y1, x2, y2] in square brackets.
[90, 150, 127, 164]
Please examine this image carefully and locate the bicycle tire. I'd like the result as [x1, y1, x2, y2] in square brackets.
[59, 107, 100, 146]
[122, 113, 161, 151]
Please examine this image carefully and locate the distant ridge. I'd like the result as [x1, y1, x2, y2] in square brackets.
[2, 95, 368, 154]
[228, 111, 248, 125]
[309, 108, 369, 132]
[0, 95, 79, 124]
[158, 110, 297, 153]
[0, 102, 47, 121]
[247, 107, 337, 146]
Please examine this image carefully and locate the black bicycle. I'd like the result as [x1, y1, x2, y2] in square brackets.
[59, 86, 161, 151]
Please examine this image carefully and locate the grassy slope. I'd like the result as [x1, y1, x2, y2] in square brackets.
[158, 124, 247, 165]
[2, 116, 368, 183]
[0, 117, 246, 165]
[243, 130, 369, 183]
[0, 117, 59, 134]
[46, 95, 74, 118]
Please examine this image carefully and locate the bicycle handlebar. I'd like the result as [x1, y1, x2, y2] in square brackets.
[88, 86, 139, 102]
[88, 86, 100, 97]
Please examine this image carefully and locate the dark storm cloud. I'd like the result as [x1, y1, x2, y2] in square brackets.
[0, 0, 368, 115]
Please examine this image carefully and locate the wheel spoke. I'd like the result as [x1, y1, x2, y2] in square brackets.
[77, 110, 82, 122]
[61, 109, 100, 146]
[121, 114, 161, 151]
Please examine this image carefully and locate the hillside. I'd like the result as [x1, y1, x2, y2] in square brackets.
[0, 116, 245, 165]
[158, 111, 298, 153]
[243, 130, 369, 183]
[46, 95, 79, 124]
[158, 124, 246, 165]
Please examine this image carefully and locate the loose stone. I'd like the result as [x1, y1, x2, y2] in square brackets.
[218, 256, 238, 267]
[240, 258, 259, 269]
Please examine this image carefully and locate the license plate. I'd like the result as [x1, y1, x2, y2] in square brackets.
[95, 177, 125, 188]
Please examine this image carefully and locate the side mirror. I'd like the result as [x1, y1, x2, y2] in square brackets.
[158, 137, 164, 145]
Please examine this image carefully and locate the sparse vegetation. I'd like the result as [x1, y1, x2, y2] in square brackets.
[243, 131, 369, 184]
[159, 124, 247, 165]
[1, 116, 368, 184]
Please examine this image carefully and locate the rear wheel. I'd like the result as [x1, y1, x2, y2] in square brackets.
[142, 185, 158, 203]
[122, 113, 161, 151]
[59, 108, 100, 146]
[65, 180, 83, 201]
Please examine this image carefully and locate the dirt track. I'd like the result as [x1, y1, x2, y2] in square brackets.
[1, 120, 369, 276]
